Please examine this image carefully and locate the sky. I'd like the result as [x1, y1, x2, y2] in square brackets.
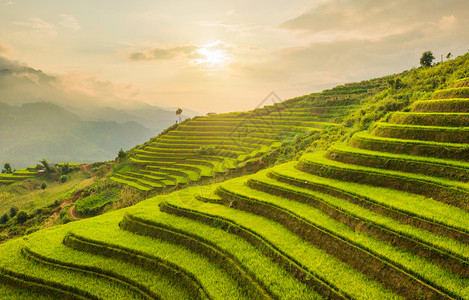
[1, 0, 468, 113]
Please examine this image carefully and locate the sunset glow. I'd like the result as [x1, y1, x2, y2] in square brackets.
[0, 1, 468, 113]
[195, 41, 230, 67]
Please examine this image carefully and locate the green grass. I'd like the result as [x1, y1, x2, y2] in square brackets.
[411, 99, 469, 112]
[164, 189, 399, 299]
[0, 285, 53, 299]
[271, 161, 469, 234]
[248, 174, 469, 263]
[372, 122, 469, 143]
[74, 189, 119, 217]
[24, 228, 196, 299]
[109, 176, 150, 191]
[123, 209, 318, 299]
[176, 164, 213, 177]
[349, 131, 469, 161]
[302, 151, 469, 191]
[299, 151, 469, 210]
[139, 170, 187, 185]
[433, 87, 469, 99]
[388, 112, 469, 127]
[146, 166, 200, 182]
[327, 143, 469, 182]
[0, 172, 94, 216]
[216, 175, 469, 298]
[113, 173, 163, 188]
[0, 240, 141, 299]
[64, 212, 247, 299]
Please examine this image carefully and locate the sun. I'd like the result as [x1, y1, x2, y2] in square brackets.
[195, 41, 230, 67]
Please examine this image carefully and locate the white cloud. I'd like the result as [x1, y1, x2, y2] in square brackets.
[60, 14, 81, 31]
[13, 18, 56, 30]
[280, 0, 468, 42]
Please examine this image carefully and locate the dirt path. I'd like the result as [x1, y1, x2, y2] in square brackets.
[42, 192, 83, 228]
[68, 204, 84, 220]
[81, 164, 91, 172]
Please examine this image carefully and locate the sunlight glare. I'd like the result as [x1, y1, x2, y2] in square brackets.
[195, 40, 230, 67]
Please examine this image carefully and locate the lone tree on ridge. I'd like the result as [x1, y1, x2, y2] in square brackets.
[176, 108, 183, 123]
[420, 51, 435, 68]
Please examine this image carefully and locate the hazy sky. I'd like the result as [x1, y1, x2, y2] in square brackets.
[1, 0, 468, 113]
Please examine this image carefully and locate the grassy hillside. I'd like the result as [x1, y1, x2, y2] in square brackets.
[0, 54, 468, 299]
[109, 76, 388, 192]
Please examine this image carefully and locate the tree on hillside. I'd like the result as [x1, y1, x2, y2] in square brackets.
[2, 163, 12, 174]
[420, 51, 435, 68]
[446, 52, 453, 60]
[40, 159, 52, 173]
[118, 148, 127, 161]
[176, 108, 183, 123]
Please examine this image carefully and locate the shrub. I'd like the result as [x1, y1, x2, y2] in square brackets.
[60, 175, 67, 183]
[16, 211, 29, 224]
[59, 163, 71, 175]
[96, 165, 109, 178]
[0, 213, 8, 224]
[9, 207, 18, 218]
[41, 183, 47, 190]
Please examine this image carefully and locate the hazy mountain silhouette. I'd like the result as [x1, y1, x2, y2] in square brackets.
[0, 102, 155, 169]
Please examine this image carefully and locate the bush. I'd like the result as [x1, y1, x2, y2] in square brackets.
[41, 183, 47, 190]
[16, 211, 29, 224]
[0, 213, 8, 224]
[96, 164, 109, 178]
[9, 207, 18, 218]
[60, 175, 68, 183]
[59, 163, 71, 175]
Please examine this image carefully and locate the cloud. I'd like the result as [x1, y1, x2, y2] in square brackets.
[129, 45, 199, 61]
[0, 56, 144, 110]
[128, 41, 235, 63]
[6, 1, 13, 5]
[13, 17, 56, 30]
[280, 0, 468, 40]
[59, 14, 81, 31]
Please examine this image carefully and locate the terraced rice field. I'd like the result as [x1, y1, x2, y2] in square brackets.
[1, 80, 468, 299]
[0, 169, 36, 185]
[111, 89, 365, 191]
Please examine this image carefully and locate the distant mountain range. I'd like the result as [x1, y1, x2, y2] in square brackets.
[0, 102, 157, 169]
[0, 55, 199, 168]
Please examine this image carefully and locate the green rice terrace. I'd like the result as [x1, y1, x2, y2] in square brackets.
[0, 55, 468, 299]
[0, 168, 36, 186]
[110, 80, 384, 192]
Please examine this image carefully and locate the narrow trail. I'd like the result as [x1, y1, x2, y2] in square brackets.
[68, 204, 84, 220]
[42, 192, 84, 228]
[80, 164, 91, 172]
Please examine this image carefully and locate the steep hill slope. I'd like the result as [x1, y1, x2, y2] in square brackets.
[110, 77, 388, 191]
[0, 55, 468, 299]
